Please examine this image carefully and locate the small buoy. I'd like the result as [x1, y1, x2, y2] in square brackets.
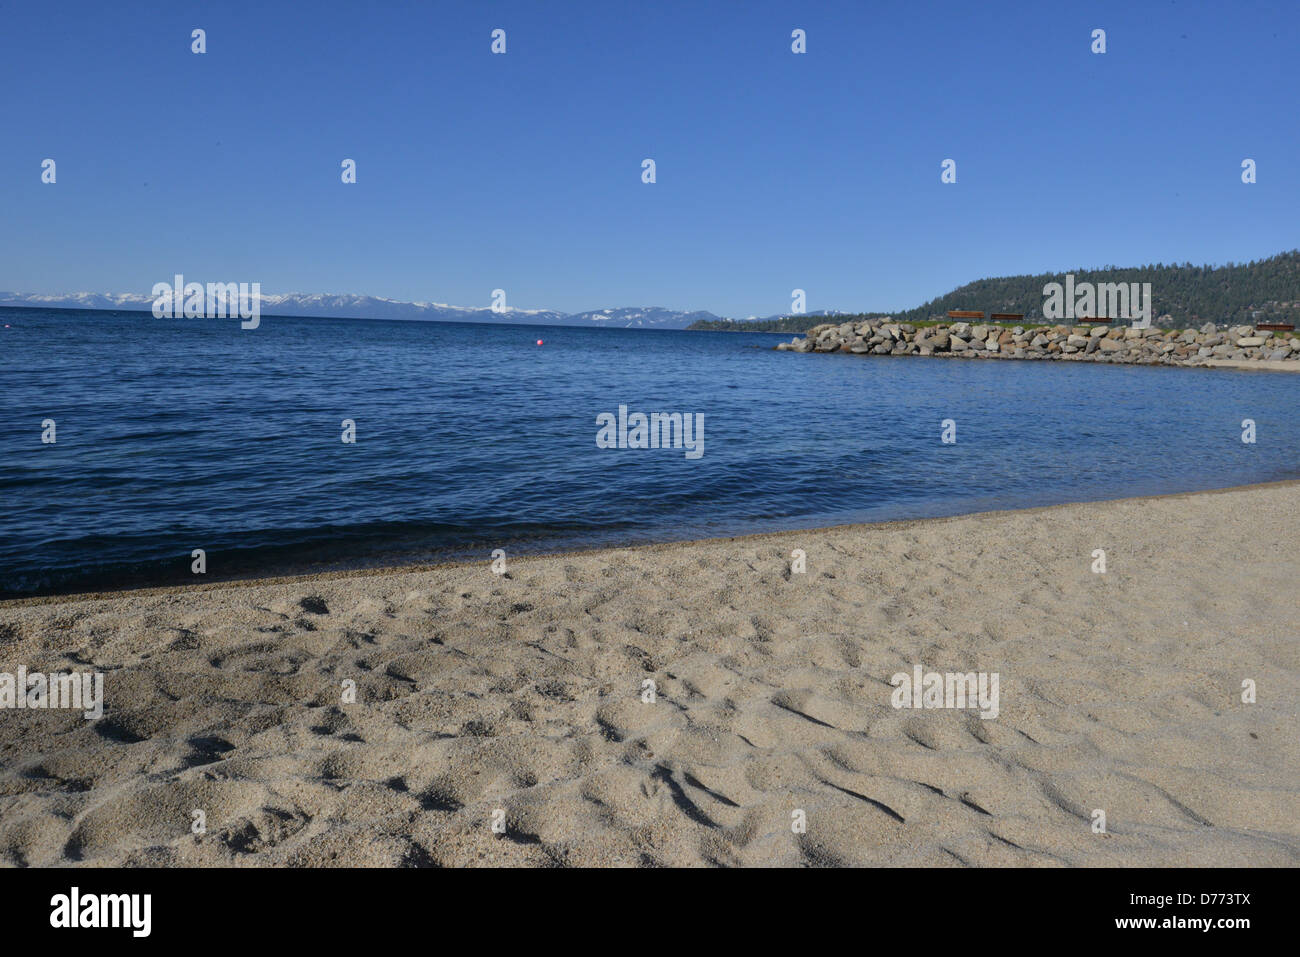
[536, 339, 543, 346]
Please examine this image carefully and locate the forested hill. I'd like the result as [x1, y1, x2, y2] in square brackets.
[689, 251, 1300, 331]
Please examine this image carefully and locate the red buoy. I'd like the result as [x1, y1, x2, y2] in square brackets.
[536, 339, 543, 346]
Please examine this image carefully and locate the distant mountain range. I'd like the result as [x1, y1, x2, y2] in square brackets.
[0, 290, 844, 330]
[20, 250, 1290, 334]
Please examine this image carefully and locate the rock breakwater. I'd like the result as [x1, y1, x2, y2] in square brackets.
[777, 319, 1300, 368]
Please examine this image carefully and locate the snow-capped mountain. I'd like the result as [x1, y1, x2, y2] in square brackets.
[0, 291, 732, 329]
[0, 291, 157, 311]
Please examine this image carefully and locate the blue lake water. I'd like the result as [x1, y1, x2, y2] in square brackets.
[1, 307, 1297, 596]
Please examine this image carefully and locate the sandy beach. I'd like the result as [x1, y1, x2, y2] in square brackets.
[1, 482, 1297, 867]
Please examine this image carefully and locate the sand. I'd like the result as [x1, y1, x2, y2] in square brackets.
[1203, 359, 1300, 372]
[1, 482, 1297, 868]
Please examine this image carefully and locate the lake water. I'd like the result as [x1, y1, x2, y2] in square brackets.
[1, 307, 1296, 596]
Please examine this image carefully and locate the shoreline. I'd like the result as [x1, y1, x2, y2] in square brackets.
[5, 478, 1299, 608]
[2, 478, 1296, 866]
[1, 479, 1296, 865]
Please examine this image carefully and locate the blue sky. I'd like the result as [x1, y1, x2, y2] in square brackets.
[2, 0, 1295, 317]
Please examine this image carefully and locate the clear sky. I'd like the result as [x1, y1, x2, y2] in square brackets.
[2, 0, 1295, 317]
